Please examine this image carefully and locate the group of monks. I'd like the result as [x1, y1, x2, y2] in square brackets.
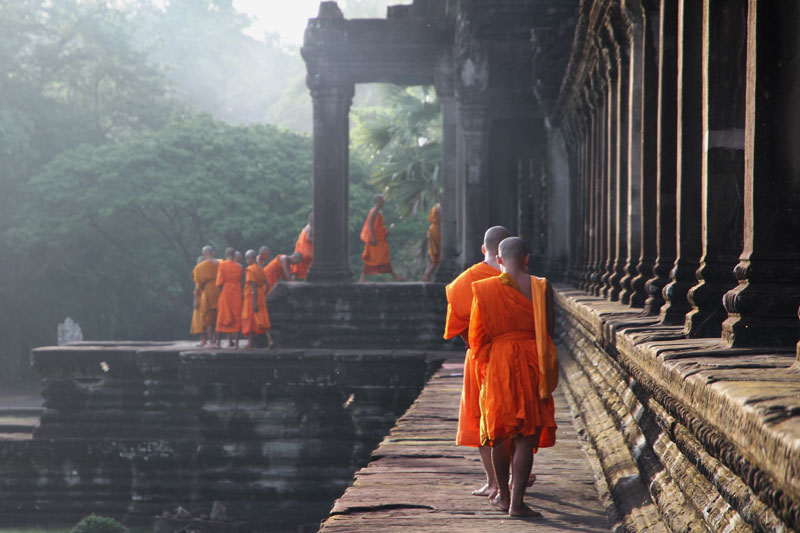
[189, 214, 314, 348]
[445, 226, 559, 518]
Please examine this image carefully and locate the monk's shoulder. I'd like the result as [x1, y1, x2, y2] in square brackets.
[471, 275, 502, 298]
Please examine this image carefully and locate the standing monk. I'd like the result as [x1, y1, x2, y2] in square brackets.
[241, 250, 273, 349]
[263, 251, 302, 296]
[190, 256, 205, 340]
[291, 213, 314, 280]
[257, 246, 271, 267]
[445, 226, 511, 497]
[469, 236, 558, 517]
[359, 194, 401, 282]
[215, 247, 243, 348]
[422, 202, 442, 282]
[192, 246, 219, 347]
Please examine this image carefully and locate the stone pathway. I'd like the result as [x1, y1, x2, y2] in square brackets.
[320, 360, 613, 532]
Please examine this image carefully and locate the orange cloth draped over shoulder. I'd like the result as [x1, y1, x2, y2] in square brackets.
[360, 208, 392, 274]
[241, 263, 271, 336]
[263, 254, 287, 296]
[428, 203, 441, 264]
[469, 273, 558, 448]
[215, 259, 243, 334]
[291, 227, 313, 280]
[192, 260, 219, 334]
[444, 261, 500, 447]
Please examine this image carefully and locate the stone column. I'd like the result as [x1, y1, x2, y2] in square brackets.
[610, 16, 630, 302]
[643, 0, 678, 315]
[593, 83, 608, 296]
[685, 0, 746, 337]
[620, 0, 645, 305]
[586, 88, 600, 292]
[581, 96, 594, 291]
[601, 41, 618, 299]
[435, 94, 459, 282]
[630, 0, 660, 308]
[722, 1, 800, 348]
[459, 104, 491, 266]
[307, 83, 355, 281]
[660, 0, 703, 325]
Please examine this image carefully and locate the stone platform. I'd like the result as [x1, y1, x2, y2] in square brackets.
[320, 360, 613, 531]
[0, 342, 445, 530]
[556, 285, 800, 532]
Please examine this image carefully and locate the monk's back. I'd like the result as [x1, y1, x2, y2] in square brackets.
[478, 279, 535, 339]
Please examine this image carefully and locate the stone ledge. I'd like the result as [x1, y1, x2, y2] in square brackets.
[555, 285, 800, 530]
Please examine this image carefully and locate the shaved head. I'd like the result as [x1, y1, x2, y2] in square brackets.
[258, 246, 270, 255]
[483, 226, 512, 255]
[498, 237, 529, 265]
[288, 251, 303, 263]
[245, 249, 257, 263]
[202, 245, 214, 258]
[374, 194, 384, 206]
[225, 247, 235, 259]
[234, 251, 243, 262]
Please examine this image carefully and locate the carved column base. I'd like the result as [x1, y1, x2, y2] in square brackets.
[722, 276, 800, 348]
[659, 258, 700, 325]
[684, 259, 737, 338]
[608, 261, 625, 301]
[629, 258, 653, 308]
[643, 258, 672, 315]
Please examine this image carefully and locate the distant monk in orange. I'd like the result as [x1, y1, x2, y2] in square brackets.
[257, 245, 271, 267]
[445, 225, 511, 497]
[291, 213, 313, 280]
[241, 250, 273, 349]
[190, 256, 205, 340]
[422, 202, 442, 282]
[359, 194, 401, 282]
[215, 247, 243, 348]
[192, 246, 219, 347]
[264, 251, 302, 295]
[470, 237, 558, 518]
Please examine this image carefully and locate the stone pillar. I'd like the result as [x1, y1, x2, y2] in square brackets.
[660, 0, 703, 325]
[643, 0, 678, 315]
[458, 104, 491, 266]
[307, 82, 355, 282]
[545, 126, 570, 280]
[722, 1, 800, 348]
[435, 94, 459, 281]
[601, 41, 618, 298]
[586, 89, 600, 292]
[685, 0, 746, 337]
[620, 0, 645, 305]
[593, 85, 608, 296]
[630, 0, 660, 308]
[581, 98, 594, 291]
[610, 17, 630, 302]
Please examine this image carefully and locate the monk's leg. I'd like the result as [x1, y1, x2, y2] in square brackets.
[266, 331, 274, 349]
[214, 331, 222, 348]
[490, 438, 512, 511]
[472, 446, 498, 496]
[234, 332, 240, 349]
[509, 431, 542, 518]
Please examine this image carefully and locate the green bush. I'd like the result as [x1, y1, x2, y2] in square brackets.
[70, 515, 129, 533]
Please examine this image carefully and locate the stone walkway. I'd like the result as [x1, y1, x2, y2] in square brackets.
[320, 360, 613, 531]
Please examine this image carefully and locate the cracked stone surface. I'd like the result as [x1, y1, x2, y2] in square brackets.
[321, 360, 612, 531]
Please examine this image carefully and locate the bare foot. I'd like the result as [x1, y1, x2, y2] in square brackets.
[490, 492, 509, 512]
[509, 502, 542, 518]
[471, 483, 495, 496]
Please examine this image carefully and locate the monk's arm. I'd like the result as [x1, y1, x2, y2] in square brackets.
[249, 281, 258, 311]
[367, 208, 377, 244]
[468, 296, 489, 357]
[306, 225, 313, 242]
[546, 280, 555, 338]
[279, 256, 292, 280]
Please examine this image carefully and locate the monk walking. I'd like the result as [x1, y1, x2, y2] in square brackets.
[422, 202, 441, 282]
[215, 247, 243, 348]
[445, 226, 511, 498]
[359, 194, 401, 282]
[470, 237, 558, 517]
[241, 250, 273, 349]
[291, 213, 314, 280]
[192, 246, 219, 347]
[264, 251, 302, 295]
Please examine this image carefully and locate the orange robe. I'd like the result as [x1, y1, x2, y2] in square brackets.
[444, 262, 501, 447]
[291, 227, 313, 280]
[360, 209, 392, 274]
[192, 260, 219, 334]
[469, 273, 558, 448]
[215, 259, 243, 334]
[241, 264, 271, 336]
[428, 203, 441, 264]
[263, 255, 287, 296]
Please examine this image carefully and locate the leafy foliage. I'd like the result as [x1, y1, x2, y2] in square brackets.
[70, 515, 129, 533]
[352, 85, 442, 217]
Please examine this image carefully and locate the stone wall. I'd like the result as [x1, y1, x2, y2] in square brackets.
[0, 343, 442, 529]
[556, 287, 800, 532]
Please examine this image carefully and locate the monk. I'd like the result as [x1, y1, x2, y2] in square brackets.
[445, 226, 511, 497]
[263, 251, 302, 296]
[257, 246, 271, 267]
[469, 236, 558, 517]
[422, 202, 442, 282]
[192, 246, 219, 347]
[215, 247, 243, 348]
[241, 250, 273, 349]
[359, 194, 401, 282]
[190, 256, 205, 339]
[234, 250, 244, 266]
[291, 213, 314, 280]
